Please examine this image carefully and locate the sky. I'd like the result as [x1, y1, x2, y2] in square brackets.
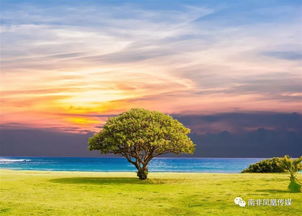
[1, 0, 302, 134]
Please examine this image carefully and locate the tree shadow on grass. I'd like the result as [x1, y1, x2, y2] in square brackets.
[255, 189, 291, 194]
[50, 177, 173, 185]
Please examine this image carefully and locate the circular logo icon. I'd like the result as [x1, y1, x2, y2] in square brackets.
[238, 200, 246, 207]
[234, 197, 242, 204]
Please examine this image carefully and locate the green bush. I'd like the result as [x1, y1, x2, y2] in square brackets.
[279, 155, 302, 193]
[242, 157, 286, 173]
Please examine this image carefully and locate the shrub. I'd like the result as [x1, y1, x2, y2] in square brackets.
[241, 157, 285, 173]
[242, 155, 302, 192]
[279, 155, 302, 193]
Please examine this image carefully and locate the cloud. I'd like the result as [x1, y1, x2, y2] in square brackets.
[1, 0, 302, 131]
[221, 73, 302, 102]
[174, 112, 302, 134]
[0, 127, 96, 157]
[1, 112, 301, 157]
[263, 51, 302, 60]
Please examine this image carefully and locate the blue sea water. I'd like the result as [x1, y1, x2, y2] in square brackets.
[0, 157, 263, 173]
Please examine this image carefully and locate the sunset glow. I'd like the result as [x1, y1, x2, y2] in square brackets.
[1, 0, 302, 133]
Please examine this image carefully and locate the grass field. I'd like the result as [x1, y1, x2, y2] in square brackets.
[0, 170, 301, 216]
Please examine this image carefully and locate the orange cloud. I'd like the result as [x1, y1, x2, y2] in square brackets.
[1, 1, 302, 133]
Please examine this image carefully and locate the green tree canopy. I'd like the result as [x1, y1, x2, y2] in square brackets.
[88, 108, 195, 179]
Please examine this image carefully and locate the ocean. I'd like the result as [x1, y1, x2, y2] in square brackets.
[0, 157, 263, 173]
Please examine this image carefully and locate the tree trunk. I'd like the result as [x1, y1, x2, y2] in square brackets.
[289, 175, 301, 192]
[137, 167, 148, 180]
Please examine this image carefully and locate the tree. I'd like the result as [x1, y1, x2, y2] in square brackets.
[88, 108, 195, 180]
[279, 155, 302, 192]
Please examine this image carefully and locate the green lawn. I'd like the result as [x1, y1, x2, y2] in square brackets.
[0, 170, 301, 216]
